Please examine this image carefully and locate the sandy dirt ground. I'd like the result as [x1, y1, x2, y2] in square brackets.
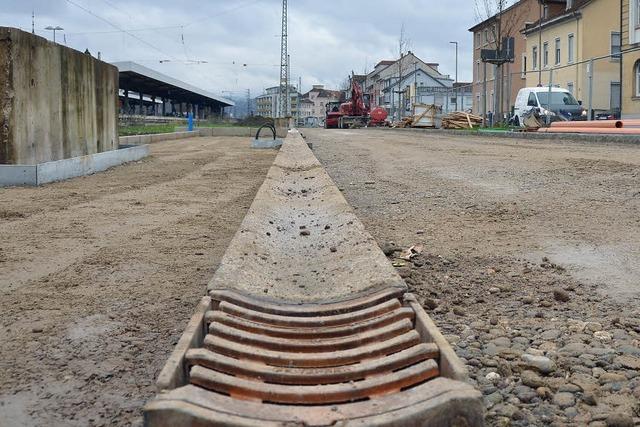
[0, 137, 276, 427]
[307, 129, 640, 425]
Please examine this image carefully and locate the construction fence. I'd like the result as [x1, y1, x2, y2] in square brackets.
[473, 46, 640, 125]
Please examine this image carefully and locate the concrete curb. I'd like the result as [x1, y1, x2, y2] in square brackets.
[144, 130, 484, 426]
[0, 145, 150, 187]
[206, 130, 406, 302]
[376, 127, 640, 145]
[119, 131, 199, 145]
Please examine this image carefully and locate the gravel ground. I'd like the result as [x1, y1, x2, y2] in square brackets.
[0, 137, 276, 426]
[307, 128, 640, 426]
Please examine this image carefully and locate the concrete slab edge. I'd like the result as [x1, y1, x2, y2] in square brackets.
[379, 127, 640, 145]
[119, 131, 198, 145]
[0, 145, 150, 187]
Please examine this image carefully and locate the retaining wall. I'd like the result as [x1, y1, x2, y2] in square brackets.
[0, 144, 149, 186]
[0, 27, 118, 165]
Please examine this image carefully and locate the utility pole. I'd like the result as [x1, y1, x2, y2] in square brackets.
[278, 0, 288, 119]
[450, 41, 459, 111]
[246, 89, 251, 118]
[298, 76, 302, 126]
[538, 1, 543, 86]
[287, 54, 291, 118]
[32, 11, 35, 34]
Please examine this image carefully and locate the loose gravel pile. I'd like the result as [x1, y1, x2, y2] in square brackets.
[385, 244, 640, 426]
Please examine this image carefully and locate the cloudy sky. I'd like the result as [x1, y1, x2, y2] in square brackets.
[1, 0, 502, 98]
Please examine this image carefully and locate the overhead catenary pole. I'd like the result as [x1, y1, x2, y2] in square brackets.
[450, 41, 459, 110]
[287, 54, 291, 118]
[278, 0, 288, 119]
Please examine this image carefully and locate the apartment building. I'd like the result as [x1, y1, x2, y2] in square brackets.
[255, 86, 300, 118]
[300, 85, 341, 123]
[622, 0, 640, 118]
[469, 0, 566, 117]
[523, 0, 622, 117]
[362, 52, 455, 119]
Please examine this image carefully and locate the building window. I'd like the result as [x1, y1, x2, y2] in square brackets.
[568, 34, 574, 63]
[636, 0, 640, 28]
[484, 29, 488, 43]
[635, 61, 640, 97]
[567, 82, 574, 94]
[543, 42, 549, 68]
[555, 38, 561, 65]
[611, 82, 621, 111]
[475, 32, 480, 48]
[543, 5, 549, 19]
[476, 61, 481, 82]
[533, 46, 538, 70]
[611, 32, 621, 59]
[522, 54, 527, 78]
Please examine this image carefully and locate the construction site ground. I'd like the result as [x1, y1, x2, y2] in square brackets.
[1, 130, 639, 426]
[306, 128, 640, 426]
[0, 137, 277, 426]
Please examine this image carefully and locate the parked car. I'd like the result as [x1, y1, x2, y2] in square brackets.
[513, 87, 587, 127]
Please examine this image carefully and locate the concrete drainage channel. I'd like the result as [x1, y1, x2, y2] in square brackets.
[143, 130, 484, 426]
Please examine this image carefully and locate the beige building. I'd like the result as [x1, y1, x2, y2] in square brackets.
[469, 0, 566, 118]
[622, 0, 640, 118]
[301, 85, 341, 122]
[523, 0, 622, 117]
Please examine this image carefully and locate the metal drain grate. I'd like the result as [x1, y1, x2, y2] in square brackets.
[184, 288, 441, 406]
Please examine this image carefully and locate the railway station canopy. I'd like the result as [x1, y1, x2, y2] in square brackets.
[113, 61, 234, 117]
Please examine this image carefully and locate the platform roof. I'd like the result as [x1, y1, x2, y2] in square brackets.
[112, 61, 234, 108]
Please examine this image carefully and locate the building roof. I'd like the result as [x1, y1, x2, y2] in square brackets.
[302, 87, 341, 99]
[374, 60, 395, 68]
[113, 61, 234, 107]
[523, 0, 592, 33]
[468, 0, 530, 32]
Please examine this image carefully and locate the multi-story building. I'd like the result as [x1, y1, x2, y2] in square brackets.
[362, 52, 456, 120]
[300, 85, 342, 123]
[469, 0, 566, 118]
[622, 0, 640, 118]
[523, 0, 622, 118]
[255, 85, 300, 118]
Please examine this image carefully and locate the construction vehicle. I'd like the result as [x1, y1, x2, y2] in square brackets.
[325, 76, 389, 129]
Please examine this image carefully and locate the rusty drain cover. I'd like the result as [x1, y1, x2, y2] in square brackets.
[188, 288, 439, 404]
[144, 287, 484, 426]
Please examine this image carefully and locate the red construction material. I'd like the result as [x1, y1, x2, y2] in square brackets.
[538, 127, 640, 134]
[550, 120, 622, 129]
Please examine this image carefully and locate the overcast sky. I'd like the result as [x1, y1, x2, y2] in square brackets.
[1, 0, 496, 98]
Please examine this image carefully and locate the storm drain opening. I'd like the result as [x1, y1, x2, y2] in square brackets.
[183, 288, 442, 407]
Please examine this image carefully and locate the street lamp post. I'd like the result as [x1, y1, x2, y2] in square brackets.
[45, 26, 64, 43]
[449, 41, 459, 111]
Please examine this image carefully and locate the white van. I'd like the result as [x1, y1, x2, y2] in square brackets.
[513, 87, 587, 127]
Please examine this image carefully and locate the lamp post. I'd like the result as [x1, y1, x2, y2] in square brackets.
[45, 26, 64, 43]
[449, 41, 459, 111]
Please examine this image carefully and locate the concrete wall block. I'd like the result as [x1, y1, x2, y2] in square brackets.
[0, 165, 37, 186]
[0, 27, 118, 165]
[35, 145, 149, 185]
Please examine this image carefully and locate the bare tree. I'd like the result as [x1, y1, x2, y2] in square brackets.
[396, 24, 412, 119]
[474, 0, 526, 123]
